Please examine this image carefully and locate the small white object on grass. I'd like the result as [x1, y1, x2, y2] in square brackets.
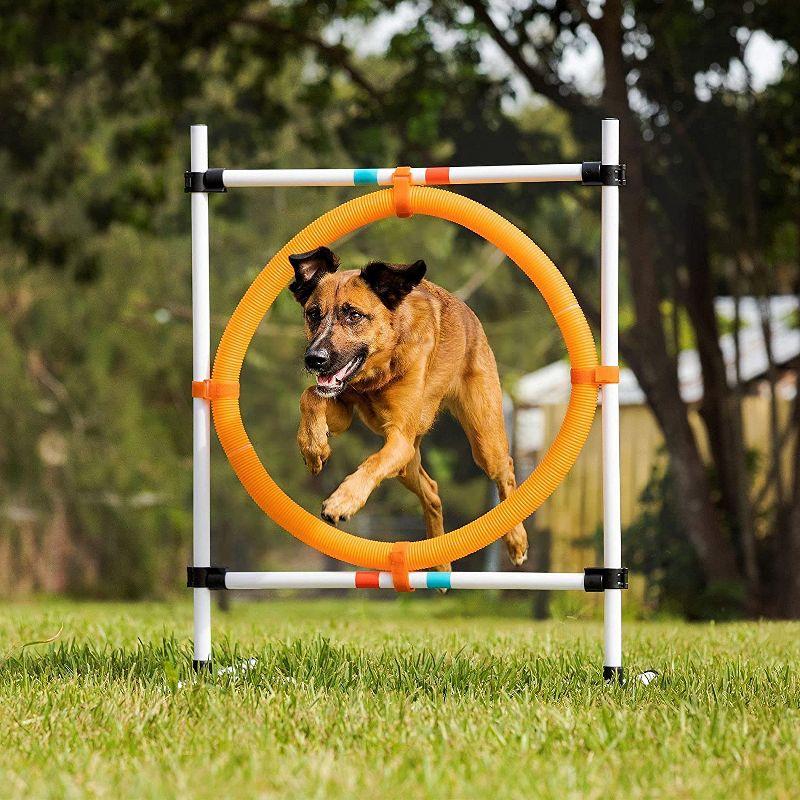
[217, 657, 258, 676]
[177, 657, 258, 688]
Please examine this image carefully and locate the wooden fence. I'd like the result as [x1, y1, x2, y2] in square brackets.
[514, 393, 794, 573]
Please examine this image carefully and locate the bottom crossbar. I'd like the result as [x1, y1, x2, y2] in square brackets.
[224, 571, 585, 591]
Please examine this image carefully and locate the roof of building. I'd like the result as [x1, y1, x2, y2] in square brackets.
[515, 295, 799, 409]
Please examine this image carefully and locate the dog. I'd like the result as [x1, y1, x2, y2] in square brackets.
[290, 245, 528, 570]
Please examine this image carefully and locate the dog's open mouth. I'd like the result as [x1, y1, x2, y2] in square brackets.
[314, 355, 365, 397]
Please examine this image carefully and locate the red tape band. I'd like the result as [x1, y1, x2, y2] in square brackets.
[355, 571, 381, 589]
[425, 166, 451, 185]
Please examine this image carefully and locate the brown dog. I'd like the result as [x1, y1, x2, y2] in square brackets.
[290, 246, 528, 570]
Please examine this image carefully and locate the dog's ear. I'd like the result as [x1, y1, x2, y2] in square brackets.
[361, 260, 426, 310]
[288, 247, 340, 304]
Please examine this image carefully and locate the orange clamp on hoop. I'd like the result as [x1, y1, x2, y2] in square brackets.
[570, 366, 620, 385]
[192, 379, 240, 401]
[389, 541, 414, 592]
[391, 167, 413, 218]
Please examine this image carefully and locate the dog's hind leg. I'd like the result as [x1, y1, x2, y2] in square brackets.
[451, 367, 529, 567]
[397, 446, 451, 573]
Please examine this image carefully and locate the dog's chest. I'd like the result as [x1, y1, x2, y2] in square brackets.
[352, 397, 392, 435]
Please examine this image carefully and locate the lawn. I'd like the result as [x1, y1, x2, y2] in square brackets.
[1, 597, 798, 799]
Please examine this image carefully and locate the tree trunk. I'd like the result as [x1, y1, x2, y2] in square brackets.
[596, 10, 743, 587]
[681, 197, 759, 594]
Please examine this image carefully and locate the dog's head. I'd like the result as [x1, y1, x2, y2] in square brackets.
[288, 246, 426, 398]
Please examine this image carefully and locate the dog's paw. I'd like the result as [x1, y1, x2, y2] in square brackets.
[434, 562, 452, 594]
[298, 436, 331, 476]
[321, 479, 368, 524]
[505, 525, 529, 566]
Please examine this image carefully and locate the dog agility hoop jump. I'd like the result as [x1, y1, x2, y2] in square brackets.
[186, 119, 627, 681]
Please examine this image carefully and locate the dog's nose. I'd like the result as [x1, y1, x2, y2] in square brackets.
[304, 348, 331, 372]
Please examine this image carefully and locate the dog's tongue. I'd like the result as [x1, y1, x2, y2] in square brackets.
[317, 359, 353, 388]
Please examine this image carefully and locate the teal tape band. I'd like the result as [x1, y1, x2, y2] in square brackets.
[426, 572, 451, 590]
[354, 168, 379, 185]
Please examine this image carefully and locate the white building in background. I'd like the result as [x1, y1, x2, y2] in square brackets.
[514, 295, 799, 455]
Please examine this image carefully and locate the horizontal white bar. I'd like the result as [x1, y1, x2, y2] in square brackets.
[449, 572, 585, 590]
[223, 169, 357, 187]
[373, 165, 584, 185]
[226, 572, 355, 589]
[219, 164, 584, 188]
[446, 164, 583, 184]
[223, 571, 585, 591]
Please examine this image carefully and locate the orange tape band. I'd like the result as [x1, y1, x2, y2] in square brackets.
[391, 166, 413, 218]
[192, 379, 241, 400]
[389, 541, 414, 592]
[570, 366, 619, 385]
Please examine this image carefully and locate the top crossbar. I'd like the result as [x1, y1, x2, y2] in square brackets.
[185, 161, 626, 191]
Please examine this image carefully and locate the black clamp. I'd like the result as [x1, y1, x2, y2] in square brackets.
[184, 168, 227, 193]
[583, 567, 629, 592]
[187, 566, 228, 590]
[581, 161, 627, 186]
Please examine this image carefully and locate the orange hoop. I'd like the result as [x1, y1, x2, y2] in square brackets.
[210, 186, 599, 571]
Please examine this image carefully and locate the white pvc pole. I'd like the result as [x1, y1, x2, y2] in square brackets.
[601, 118, 623, 681]
[223, 169, 358, 187]
[226, 572, 359, 590]
[223, 571, 586, 591]
[190, 125, 212, 667]
[220, 164, 584, 188]
[447, 572, 584, 590]
[446, 164, 583, 184]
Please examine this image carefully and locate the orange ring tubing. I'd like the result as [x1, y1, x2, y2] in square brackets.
[210, 186, 599, 571]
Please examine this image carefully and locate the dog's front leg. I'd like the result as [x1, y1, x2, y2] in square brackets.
[321, 428, 415, 524]
[297, 388, 353, 475]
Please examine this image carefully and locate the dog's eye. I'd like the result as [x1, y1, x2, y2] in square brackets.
[306, 307, 321, 324]
[345, 309, 363, 323]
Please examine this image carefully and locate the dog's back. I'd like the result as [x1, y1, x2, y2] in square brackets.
[408, 278, 501, 408]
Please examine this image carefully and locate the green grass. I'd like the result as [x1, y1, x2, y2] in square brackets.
[1, 597, 798, 799]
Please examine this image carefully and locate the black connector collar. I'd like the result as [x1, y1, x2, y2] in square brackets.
[184, 168, 226, 193]
[187, 565, 228, 589]
[583, 567, 629, 592]
[603, 666, 624, 683]
[581, 161, 627, 186]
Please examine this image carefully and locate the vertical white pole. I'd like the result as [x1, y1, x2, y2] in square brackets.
[191, 124, 212, 668]
[601, 118, 623, 683]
